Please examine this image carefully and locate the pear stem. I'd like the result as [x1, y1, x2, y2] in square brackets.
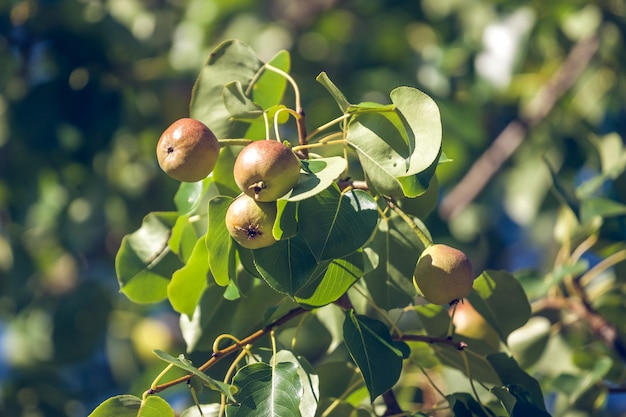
[218, 139, 254, 147]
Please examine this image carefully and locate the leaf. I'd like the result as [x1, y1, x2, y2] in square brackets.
[88, 395, 174, 417]
[273, 350, 320, 417]
[224, 80, 263, 119]
[343, 311, 404, 401]
[491, 385, 552, 417]
[252, 235, 321, 297]
[467, 270, 531, 342]
[167, 235, 210, 317]
[206, 196, 236, 286]
[580, 197, 626, 223]
[507, 316, 551, 368]
[283, 157, 347, 202]
[168, 214, 201, 262]
[225, 362, 302, 417]
[116, 212, 184, 304]
[295, 251, 365, 308]
[253, 49, 290, 109]
[298, 186, 378, 261]
[190, 39, 263, 139]
[180, 404, 220, 417]
[487, 353, 548, 412]
[347, 87, 442, 197]
[316, 72, 350, 113]
[363, 212, 423, 309]
[273, 199, 298, 240]
[153, 350, 237, 402]
[445, 393, 492, 417]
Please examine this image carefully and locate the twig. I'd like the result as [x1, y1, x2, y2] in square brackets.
[146, 307, 309, 395]
[382, 390, 403, 416]
[439, 34, 600, 220]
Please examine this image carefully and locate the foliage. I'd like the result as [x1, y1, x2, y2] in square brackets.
[2, 1, 626, 417]
[90, 36, 626, 417]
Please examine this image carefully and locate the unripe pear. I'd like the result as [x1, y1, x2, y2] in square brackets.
[413, 244, 474, 305]
[233, 140, 301, 202]
[156, 118, 220, 182]
[225, 194, 278, 249]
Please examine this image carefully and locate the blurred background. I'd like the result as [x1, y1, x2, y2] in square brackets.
[0, 0, 625, 416]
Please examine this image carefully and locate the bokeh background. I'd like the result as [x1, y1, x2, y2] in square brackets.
[1, 0, 625, 416]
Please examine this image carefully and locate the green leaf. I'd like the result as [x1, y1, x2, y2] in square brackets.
[213, 146, 243, 197]
[507, 316, 551, 368]
[363, 212, 423, 309]
[414, 304, 450, 337]
[253, 50, 290, 110]
[433, 343, 501, 385]
[273, 350, 320, 417]
[298, 186, 378, 261]
[169, 214, 200, 262]
[225, 362, 302, 417]
[88, 395, 174, 417]
[467, 270, 531, 342]
[295, 251, 365, 308]
[445, 393, 492, 417]
[316, 72, 351, 112]
[224, 80, 262, 119]
[487, 353, 548, 412]
[116, 212, 184, 304]
[167, 235, 209, 317]
[252, 235, 320, 297]
[190, 39, 263, 138]
[283, 157, 347, 202]
[580, 197, 626, 223]
[273, 199, 298, 240]
[491, 385, 552, 417]
[153, 350, 237, 402]
[347, 87, 442, 197]
[343, 311, 404, 401]
[180, 404, 220, 417]
[206, 196, 236, 286]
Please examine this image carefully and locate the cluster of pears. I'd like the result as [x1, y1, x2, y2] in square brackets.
[156, 118, 301, 250]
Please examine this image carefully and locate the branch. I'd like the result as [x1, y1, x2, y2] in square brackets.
[439, 34, 600, 220]
[147, 306, 309, 395]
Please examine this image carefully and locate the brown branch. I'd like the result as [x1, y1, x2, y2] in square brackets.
[296, 106, 309, 159]
[147, 306, 309, 395]
[439, 34, 600, 220]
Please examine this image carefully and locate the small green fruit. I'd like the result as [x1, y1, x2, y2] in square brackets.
[225, 194, 278, 249]
[233, 140, 300, 202]
[413, 244, 474, 305]
[157, 118, 220, 182]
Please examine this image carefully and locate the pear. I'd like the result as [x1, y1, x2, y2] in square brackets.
[156, 118, 220, 182]
[413, 244, 474, 305]
[225, 194, 278, 249]
[233, 140, 300, 202]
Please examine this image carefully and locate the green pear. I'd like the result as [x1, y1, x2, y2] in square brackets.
[233, 140, 300, 202]
[413, 244, 474, 305]
[225, 194, 278, 249]
[156, 118, 220, 182]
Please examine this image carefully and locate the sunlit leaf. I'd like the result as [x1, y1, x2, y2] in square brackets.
[316, 72, 350, 112]
[283, 157, 347, 202]
[88, 395, 174, 417]
[116, 212, 183, 304]
[467, 270, 531, 342]
[273, 350, 319, 417]
[190, 39, 262, 138]
[343, 311, 404, 401]
[206, 196, 236, 286]
[153, 350, 236, 401]
[225, 362, 302, 416]
[168, 235, 210, 317]
[253, 49, 290, 109]
[347, 87, 441, 197]
[298, 186, 378, 261]
[295, 251, 365, 308]
[224, 80, 262, 119]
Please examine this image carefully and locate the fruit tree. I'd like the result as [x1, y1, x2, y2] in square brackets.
[88, 39, 626, 417]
